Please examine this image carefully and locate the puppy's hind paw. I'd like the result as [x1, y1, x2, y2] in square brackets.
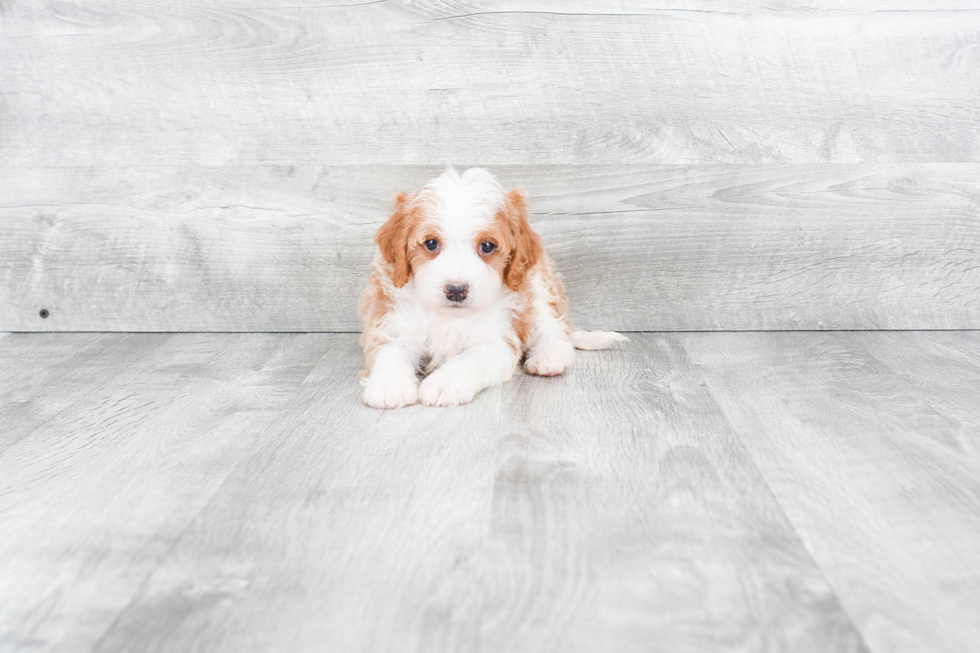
[525, 341, 575, 377]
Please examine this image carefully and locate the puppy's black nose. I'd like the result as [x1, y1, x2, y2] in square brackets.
[444, 283, 469, 303]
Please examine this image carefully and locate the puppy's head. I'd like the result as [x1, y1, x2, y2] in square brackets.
[376, 168, 543, 314]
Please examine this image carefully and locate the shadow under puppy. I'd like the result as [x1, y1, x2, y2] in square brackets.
[360, 168, 627, 408]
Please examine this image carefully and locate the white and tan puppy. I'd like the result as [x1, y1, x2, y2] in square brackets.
[359, 168, 626, 408]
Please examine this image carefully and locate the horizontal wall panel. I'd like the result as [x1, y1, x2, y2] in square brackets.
[1, 2, 979, 166]
[1, 164, 977, 332]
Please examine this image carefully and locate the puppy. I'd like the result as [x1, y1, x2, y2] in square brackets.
[359, 168, 627, 408]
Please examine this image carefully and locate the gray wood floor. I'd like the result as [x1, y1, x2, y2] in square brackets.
[1, 332, 978, 652]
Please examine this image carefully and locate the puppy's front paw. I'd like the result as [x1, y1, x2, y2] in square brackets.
[525, 342, 575, 377]
[362, 375, 418, 409]
[418, 370, 476, 407]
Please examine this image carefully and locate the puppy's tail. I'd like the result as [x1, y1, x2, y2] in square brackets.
[570, 330, 629, 351]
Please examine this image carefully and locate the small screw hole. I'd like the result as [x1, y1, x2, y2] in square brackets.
[39, 309, 50, 319]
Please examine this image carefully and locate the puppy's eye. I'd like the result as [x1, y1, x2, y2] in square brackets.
[424, 239, 439, 252]
[480, 241, 497, 254]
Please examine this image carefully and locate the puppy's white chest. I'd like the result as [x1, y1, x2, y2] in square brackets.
[424, 313, 489, 363]
[389, 292, 515, 368]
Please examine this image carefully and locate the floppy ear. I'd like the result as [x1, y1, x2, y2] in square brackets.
[375, 192, 414, 288]
[502, 188, 544, 292]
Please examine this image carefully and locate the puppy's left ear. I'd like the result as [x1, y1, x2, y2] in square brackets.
[502, 188, 544, 291]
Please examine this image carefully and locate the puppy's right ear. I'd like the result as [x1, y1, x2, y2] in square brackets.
[375, 192, 413, 288]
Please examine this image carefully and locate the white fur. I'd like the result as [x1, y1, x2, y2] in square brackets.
[410, 168, 508, 316]
[570, 330, 630, 350]
[362, 260, 521, 408]
[361, 168, 625, 409]
[362, 344, 419, 409]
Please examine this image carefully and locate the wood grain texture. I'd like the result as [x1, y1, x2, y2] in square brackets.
[856, 331, 980, 434]
[431, 335, 866, 652]
[0, 333, 332, 652]
[2, 164, 978, 332]
[64, 334, 866, 653]
[90, 335, 509, 653]
[1, 1, 979, 167]
[0, 333, 165, 452]
[680, 331, 980, 653]
[4, 332, 979, 651]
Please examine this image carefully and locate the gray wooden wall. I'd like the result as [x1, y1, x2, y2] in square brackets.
[2, 0, 978, 331]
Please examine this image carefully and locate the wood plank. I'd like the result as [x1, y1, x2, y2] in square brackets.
[2, 164, 977, 332]
[90, 334, 508, 652]
[2, 3, 979, 167]
[0, 332, 108, 395]
[89, 334, 866, 652]
[0, 333, 168, 451]
[854, 331, 980, 432]
[680, 331, 980, 653]
[474, 334, 866, 652]
[0, 333, 333, 652]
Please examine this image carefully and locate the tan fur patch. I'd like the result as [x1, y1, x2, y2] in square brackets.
[475, 222, 511, 278]
[375, 192, 421, 288]
[542, 259, 573, 335]
[510, 298, 534, 356]
[499, 188, 544, 292]
[405, 219, 443, 274]
[525, 256, 574, 336]
[358, 268, 393, 375]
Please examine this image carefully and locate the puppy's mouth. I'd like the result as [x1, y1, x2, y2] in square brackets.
[440, 298, 471, 311]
